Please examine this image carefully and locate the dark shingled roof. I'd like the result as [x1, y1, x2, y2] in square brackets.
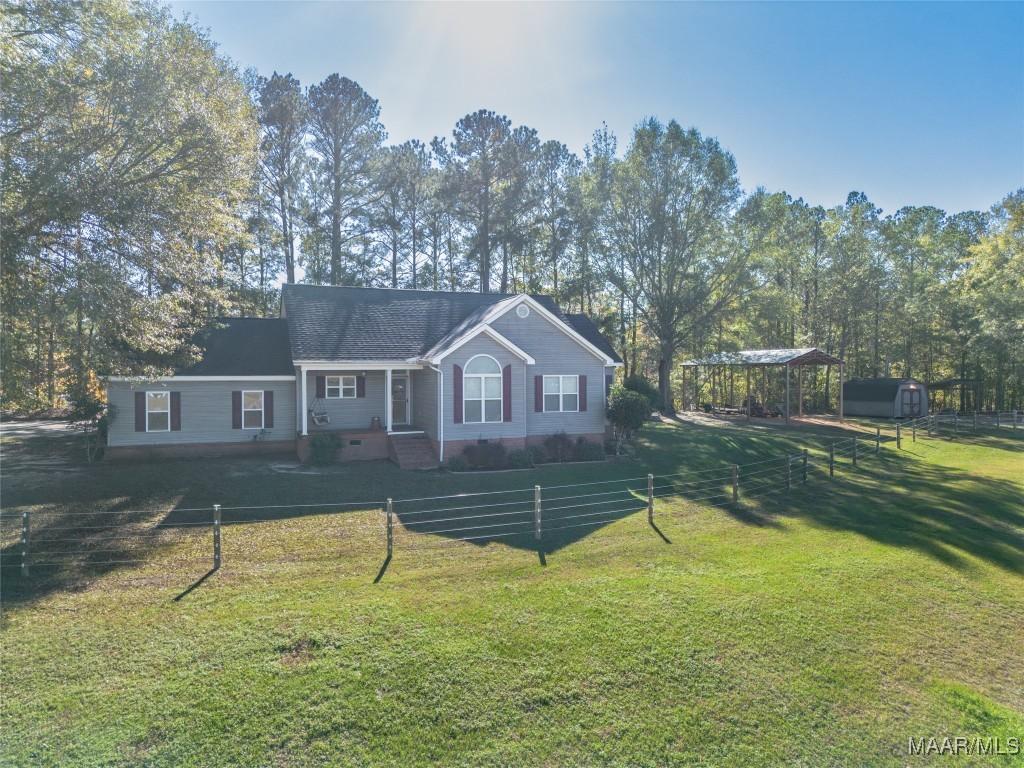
[177, 318, 294, 376]
[843, 378, 923, 401]
[282, 284, 621, 363]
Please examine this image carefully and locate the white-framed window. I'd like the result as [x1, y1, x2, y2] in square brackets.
[544, 375, 579, 413]
[146, 391, 170, 432]
[242, 390, 264, 429]
[464, 354, 502, 423]
[326, 375, 356, 399]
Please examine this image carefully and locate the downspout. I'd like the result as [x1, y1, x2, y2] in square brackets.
[429, 364, 444, 462]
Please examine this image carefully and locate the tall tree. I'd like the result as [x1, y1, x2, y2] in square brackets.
[257, 72, 306, 284]
[601, 119, 743, 413]
[1, 0, 257, 408]
[433, 110, 514, 292]
[306, 74, 385, 285]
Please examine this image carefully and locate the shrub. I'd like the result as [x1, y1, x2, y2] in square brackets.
[527, 444, 548, 465]
[446, 455, 469, 472]
[463, 441, 507, 470]
[607, 385, 649, 452]
[574, 439, 605, 462]
[309, 433, 340, 465]
[623, 374, 661, 411]
[507, 448, 533, 469]
[544, 431, 574, 463]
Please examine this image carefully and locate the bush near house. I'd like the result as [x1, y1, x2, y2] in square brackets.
[607, 385, 650, 453]
[543, 432, 575, 462]
[623, 374, 662, 412]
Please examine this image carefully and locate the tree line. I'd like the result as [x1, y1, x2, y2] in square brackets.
[2, 0, 1022, 416]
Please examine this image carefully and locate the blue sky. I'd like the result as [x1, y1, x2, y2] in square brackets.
[172, 1, 1023, 214]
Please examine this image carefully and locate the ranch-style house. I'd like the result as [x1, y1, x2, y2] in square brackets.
[105, 285, 623, 468]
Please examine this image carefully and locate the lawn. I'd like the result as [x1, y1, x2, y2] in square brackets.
[1, 418, 1022, 766]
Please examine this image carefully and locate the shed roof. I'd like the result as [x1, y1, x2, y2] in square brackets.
[681, 348, 843, 367]
[843, 378, 923, 401]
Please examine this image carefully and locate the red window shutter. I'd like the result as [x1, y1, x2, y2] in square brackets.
[315, 376, 326, 399]
[170, 392, 182, 431]
[579, 375, 587, 412]
[231, 391, 242, 429]
[356, 375, 366, 397]
[134, 392, 146, 432]
[502, 365, 512, 422]
[534, 375, 543, 412]
[264, 390, 274, 428]
[453, 364, 463, 424]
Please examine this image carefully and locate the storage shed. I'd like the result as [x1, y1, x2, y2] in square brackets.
[842, 378, 927, 418]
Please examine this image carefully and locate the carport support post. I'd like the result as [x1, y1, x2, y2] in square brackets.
[732, 465, 739, 502]
[828, 443, 835, 479]
[212, 504, 221, 571]
[876, 427, 881, 455]
[20, 510, 29, 576]
[534, 486, 542, 541]
[802, 450, 808, 484]
[386, 499, 393, 559]
[745, 367, 751, 421]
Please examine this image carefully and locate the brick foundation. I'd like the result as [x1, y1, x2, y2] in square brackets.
[105, 439, 296, 462]
[296, 429, 389, 462]
[441, 432, 604, 462]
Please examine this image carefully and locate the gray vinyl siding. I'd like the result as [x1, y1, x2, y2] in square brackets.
[106, 379, 296, 446]
[442, 336, 526, 441]
[306, 370, 387, 431]
[490, 309, 609, 436]
[411, 368, 438, 439]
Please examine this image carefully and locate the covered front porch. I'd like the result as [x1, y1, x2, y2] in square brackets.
[293, 363, 439, 467]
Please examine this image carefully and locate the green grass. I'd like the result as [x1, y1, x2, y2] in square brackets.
[1, 419, 1022, 766]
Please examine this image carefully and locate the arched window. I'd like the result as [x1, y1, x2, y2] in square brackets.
[464, 354, 502, 423]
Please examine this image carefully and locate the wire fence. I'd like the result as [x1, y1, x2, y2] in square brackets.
[4, 414, 1017, 580]
[1, 430, 891, 578]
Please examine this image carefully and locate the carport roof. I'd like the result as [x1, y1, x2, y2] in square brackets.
[681, 348, 844, 367]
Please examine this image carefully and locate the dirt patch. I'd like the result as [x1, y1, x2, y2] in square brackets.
[277, 637, 321, 667]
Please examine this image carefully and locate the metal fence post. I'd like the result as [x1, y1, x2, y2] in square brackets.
[732, 464, 739, 502]
[852, 436, 858, 466]
[912, 420, 917, 442]
[996, 412, 1000, 428]
[786, 455, 792, 491]
[647, 474, 654, 523]
[829, 443, 835, 479]
[928, 415, 933, 436]
[21, 509, 30, 576]
[973, 412, 977, 431]
[802, 450, 808, 484]
[876, 427, 881, 454]
[954, 412, 958, 435]
[534, 485, 542, 541]
[896, 424, 901, 450]
[213, 504, 221, 570]
[385, 499, 393, 559]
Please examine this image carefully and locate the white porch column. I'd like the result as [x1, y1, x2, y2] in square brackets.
[385, 368, 393, 432]
[300, 365, 308, 436]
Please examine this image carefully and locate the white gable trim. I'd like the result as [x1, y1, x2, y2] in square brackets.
[428, 325, 535, 365]
[492, 295, 618, 365]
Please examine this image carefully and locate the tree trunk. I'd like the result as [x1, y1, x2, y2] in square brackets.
[658, 345, 676, 416]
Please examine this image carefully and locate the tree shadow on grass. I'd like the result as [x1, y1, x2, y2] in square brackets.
[755, 453, 1024, 575]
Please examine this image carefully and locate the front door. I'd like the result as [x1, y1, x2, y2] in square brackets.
[392, 375, 410, 426]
